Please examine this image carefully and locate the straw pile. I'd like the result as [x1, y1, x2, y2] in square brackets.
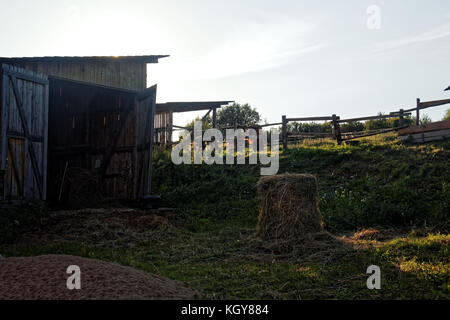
[0, 255, 195, 300]
[250, 173, 346, 258]
[256, 173, 324, 241]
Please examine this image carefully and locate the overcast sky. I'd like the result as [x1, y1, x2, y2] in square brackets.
[1, 0, 449, 126]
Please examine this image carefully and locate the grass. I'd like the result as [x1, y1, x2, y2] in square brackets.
[2, 226, 448, 299]
[0, 133, 449, 299]
[153, 133, 450, 233]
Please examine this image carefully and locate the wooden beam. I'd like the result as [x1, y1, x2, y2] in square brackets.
[287, 116, 333, 122]
[3, 69, 48, 85]
[288, 132, 334, 137]
[260, 122, 282, 127]
[282, 115, 287, 149]
[332, 114, 342, 145]
[419, 98, 450, 109]
[212, 108, 217, 128]
[399, 109, 405, 126]
[201, 108, 213, 123]
[172, 125, 189, 130]
[416, 98, 420, 125]
[338, 113, 410, 123]
[342, 126, 407, 141]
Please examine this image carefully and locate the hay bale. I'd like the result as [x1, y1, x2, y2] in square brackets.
[256, 173, 323, 241]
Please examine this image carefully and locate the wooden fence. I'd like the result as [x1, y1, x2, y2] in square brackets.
[280, 98, 450, 148]
[153, 96, 450, 149]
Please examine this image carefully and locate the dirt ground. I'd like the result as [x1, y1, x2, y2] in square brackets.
[0, 254, 195, 300]
[20, 207, 183, 246]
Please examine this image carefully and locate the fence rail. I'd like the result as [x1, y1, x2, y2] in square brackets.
[280, 97, 450, 148]
[157, 96, 450, 149]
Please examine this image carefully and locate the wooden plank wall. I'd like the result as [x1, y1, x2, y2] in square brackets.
[154, 111, 173, 145]
[398, 119, 450, 136]
[48, 78, 137, 201]
[0, 64, 48, 201]
[6, 60, 177, 147]
[9, 61, 147, 91]
[135, 86, 157, 197]
[398, 128, 450, 143]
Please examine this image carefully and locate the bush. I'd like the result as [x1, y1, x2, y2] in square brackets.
[319, 178, 434, 232]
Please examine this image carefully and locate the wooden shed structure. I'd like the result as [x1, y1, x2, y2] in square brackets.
[0, 55, 234, 202]
[0, 55, 174, 148]
[154, 101, 234, 145]
[0, 55, 167, 202]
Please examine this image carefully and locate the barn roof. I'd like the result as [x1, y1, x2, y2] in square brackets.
[0, 55, 169, 64]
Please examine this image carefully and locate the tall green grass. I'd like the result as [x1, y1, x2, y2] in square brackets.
[152, 135, 450, 232]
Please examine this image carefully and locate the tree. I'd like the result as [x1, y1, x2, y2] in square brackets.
[185, 115, 212, 130]
[443, 108, 450, 121]
[216, 103, 261, 128]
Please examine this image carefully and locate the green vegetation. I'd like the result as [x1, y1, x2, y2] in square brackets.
[1, 133, 449, 299]
[216, 103, 261, 128]
[153, 133, 450, 233]
[443, 108, 450, 121]
[184, 102, 261, 132]
[286, 113, 436, 134]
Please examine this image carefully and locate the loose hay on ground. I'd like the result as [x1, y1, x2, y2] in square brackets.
[0, 254, 195, 300]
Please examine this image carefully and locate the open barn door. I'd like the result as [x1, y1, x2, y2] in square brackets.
[135, 85, 157, 198]
[1, 64, 49, 201]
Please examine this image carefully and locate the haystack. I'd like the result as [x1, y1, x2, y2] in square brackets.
[256, 173, 324, 241]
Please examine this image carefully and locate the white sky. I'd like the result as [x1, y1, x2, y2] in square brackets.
[1, 0, 449, 127]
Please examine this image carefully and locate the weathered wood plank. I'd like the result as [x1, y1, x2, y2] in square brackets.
[398, 119, 450, 136]
[1, 65, 48, 201]
[287, 116, 333, 121]
[9, 74, 44, 199]
[338, 113, 410, 123]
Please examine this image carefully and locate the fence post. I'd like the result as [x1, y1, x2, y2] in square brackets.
[399, 108, 404, 126]
[282, 115, 287, 149]
[332, 114, 342, 145]
[416, 98, 420, 125]
[212, 108, 217, 128]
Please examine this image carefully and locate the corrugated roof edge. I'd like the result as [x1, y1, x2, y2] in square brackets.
[0, 55, 170, 64]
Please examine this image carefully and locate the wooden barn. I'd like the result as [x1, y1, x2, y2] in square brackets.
[0, 55, 166, 202]
[0, 55, 175, 144]
[0, 55, 234, 202]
